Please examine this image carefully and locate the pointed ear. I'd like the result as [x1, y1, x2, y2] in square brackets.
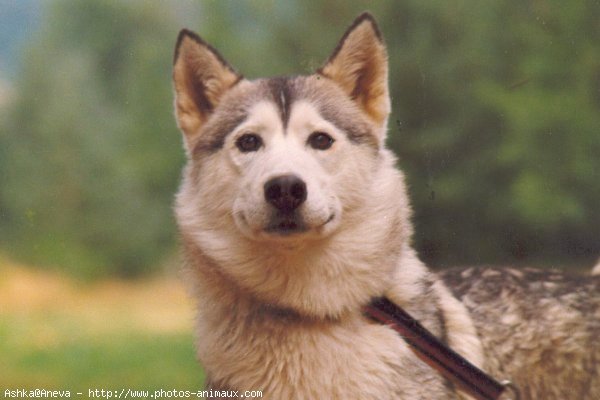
[173, 29, 242, 150]
[318, 13, 390, 127]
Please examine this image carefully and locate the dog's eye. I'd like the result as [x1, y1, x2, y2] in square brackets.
[308, 132, 335, 150]
[236, 134, 263, 152]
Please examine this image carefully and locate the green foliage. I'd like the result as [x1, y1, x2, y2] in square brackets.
[1, 1, 184, 277]
[387, 0, 600, 266]
[1, 0, 598, 277]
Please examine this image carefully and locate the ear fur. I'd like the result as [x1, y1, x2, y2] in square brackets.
[318, 12, 390, 127]
[173, 29, 242, 150]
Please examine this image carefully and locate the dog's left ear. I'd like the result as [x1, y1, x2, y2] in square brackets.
[318, 12, 390, 127]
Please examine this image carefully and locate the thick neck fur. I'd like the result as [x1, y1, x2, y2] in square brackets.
[176, 148, 485, 399]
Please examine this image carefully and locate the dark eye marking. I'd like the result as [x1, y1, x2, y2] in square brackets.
[236, 133, 263, 152]
[307, 131, 335, 150]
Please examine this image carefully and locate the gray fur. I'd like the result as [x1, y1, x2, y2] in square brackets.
[442, 267, 600, 399]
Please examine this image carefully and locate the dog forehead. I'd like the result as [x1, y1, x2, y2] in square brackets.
[243, 100, 284, 131]
[236, 77, 325, 135]
[222, 77, 292, 129]
[258, 76, 378, 148]
[287, 101, 329, 132]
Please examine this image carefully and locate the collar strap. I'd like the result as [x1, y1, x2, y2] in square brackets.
[364, 297, 519, 400]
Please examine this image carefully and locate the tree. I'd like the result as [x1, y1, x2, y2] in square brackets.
[387, 0, 600, 266]
[1, 1, 183, 277]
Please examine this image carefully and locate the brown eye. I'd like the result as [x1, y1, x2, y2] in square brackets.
[308, 132, 334, 150]
[236, 134, 263, 152]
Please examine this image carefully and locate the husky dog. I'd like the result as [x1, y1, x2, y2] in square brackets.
[172, 12, 599, 399]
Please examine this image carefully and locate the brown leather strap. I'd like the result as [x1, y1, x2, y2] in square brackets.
[364, 297, 517, 400]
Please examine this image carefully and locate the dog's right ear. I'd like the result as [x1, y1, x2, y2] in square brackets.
[173, 29, 242, 151]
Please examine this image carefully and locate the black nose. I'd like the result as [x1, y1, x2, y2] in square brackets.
[264, 174, 307, 213]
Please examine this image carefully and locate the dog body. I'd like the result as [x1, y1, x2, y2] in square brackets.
[172, 13, 599, 399]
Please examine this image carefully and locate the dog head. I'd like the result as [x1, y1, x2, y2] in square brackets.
[173, 13, 390, 243]
[174, 13, 410, 317]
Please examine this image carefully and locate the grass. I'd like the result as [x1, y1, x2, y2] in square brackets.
[0, 257, 205, 392]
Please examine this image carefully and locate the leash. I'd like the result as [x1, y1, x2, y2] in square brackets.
[364, 297, 520, 400]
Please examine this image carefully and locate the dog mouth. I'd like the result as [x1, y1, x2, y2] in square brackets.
[265, 213, 308, 235]
[264, 212, 335, 236]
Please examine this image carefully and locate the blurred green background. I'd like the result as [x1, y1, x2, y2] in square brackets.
[2, 0, 600, 278]
[1, 0, 599, 277]
[0, 0, 599, 391]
